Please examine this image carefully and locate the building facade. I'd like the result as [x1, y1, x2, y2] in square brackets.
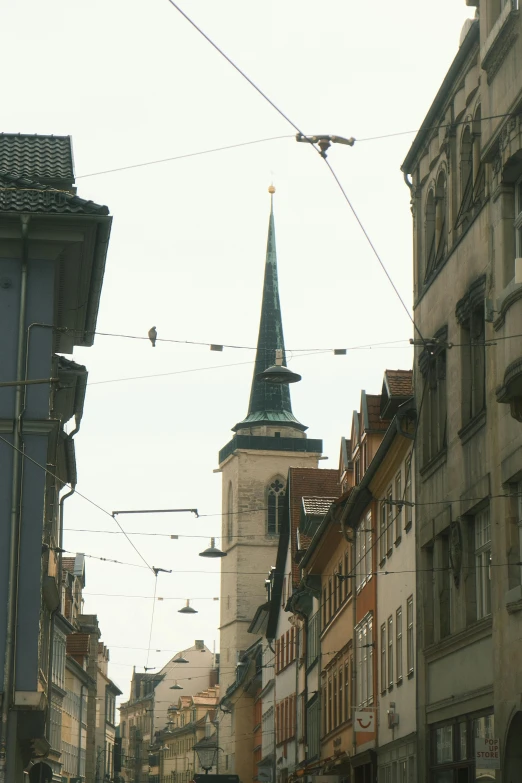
[95, 643, 123, 782]
[0, 132, 112, 782]
[120, 641, 216, 783]
[401, 3, 522, 778]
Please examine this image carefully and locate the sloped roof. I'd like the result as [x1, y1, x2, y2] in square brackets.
[62, 557, 76, 573]
[385, 369, 413, 398]
[365, 393, 388, 431]
[302, 497, 337, 516]
[0, 171, 109, 215]
[67, 633, 90, 657]
[288, 468, 340, 586]
[0, 133, 74, 182]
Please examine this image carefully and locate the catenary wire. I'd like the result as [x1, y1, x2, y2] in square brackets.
[0, 433, 154, 572]
[75, 135, 294, 179]
[162, 0, 425, 348]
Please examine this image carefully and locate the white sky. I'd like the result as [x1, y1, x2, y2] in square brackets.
[3, 0, 475, 702]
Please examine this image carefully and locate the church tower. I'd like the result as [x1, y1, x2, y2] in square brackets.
[217, 189, 323, 702]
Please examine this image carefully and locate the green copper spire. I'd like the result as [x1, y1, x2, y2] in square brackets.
[233, 190, 306, 433]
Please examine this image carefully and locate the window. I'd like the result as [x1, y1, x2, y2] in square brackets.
[343, 550, 351, 600]
[333, 673, 337, 729]
[404, 455, 413, 530]
[356, 512, 373, 591]
[456, 279, 486, 429]
[306, 699, 320, 760]
[338, 666, 343, 725]
[267, 478, 285, 535]
[475, 508, 492, 619]
[420, 339, 447, 465]
[227, 483, 233, 543]
[457, 128, 474, 232]
[380, 624, 386, 695]
[407, 596, 414, 675]
[517, 482, 522, 586]
[394, 472, 402, 542]
[328, 578, 333, 620]
[379, 502, 387, 564]
[425, 171, 448, 281]
[516, 175, 522, 260]
[387, 616, 393, 690]
[336, 560, 342, 609]
[345, 659, 351, 721]
[355, 614, 373, 707]
[306, 612, 320, 668]
[386, 488, 393, 555]
[396, 607, 403, 682]
[322, 586, 327, 630]
[431, 713, 494, 780]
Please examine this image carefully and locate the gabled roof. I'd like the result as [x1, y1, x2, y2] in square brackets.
[380, 369, 413, 418]
[62, 553, 86, 587]
[364, 392, 388, 432]
[0, 133, 74, 183]
[288, 468, 340, 586]
[66, 633, 90, 657]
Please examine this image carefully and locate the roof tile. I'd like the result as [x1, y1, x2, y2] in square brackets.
[0, 172, 109, 215]
[385, 369, 413, 397]
[0, 133, 74, 182]
[288, 468, 340, 586]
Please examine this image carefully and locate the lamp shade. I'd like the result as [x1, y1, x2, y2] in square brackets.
[178, 600, 197, 614]
[199, 538, 226, 558]
[255, 363, 301, 384]
[194, 738, 218, 772]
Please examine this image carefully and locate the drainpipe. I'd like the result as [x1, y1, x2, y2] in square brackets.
[0, 215, 30, 783]
[78, 684, 84, 778]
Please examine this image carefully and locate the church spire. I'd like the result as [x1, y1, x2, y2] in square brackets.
[233, 188, 306, 433]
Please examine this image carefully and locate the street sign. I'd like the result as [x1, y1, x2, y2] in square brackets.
[475, 737, 500, 769]
[354, 712, 375, 732]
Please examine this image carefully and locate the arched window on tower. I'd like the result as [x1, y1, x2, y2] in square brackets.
[227, 483, 233, 543]
[267, 477, 286, 535]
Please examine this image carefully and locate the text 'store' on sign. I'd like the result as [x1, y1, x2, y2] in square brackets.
[474, 737, 500, 769]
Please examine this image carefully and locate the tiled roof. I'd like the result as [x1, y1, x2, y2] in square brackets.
[62, 557, 76, 573]
[67, 633, 90, 657]
[0, 133, 74, 182]
[366, 394, 388, 431]
[288, 468, 340, 586]
[385, 369, 413, 398]
[302, 496, 336, 517]
[0, 172, 109, 215]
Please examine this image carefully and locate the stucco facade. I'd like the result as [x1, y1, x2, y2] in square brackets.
[401, 3, 522, 779]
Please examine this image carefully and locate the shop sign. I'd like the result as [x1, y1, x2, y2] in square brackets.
[354, 712, 375, 732]
[475, 737, 500, 769]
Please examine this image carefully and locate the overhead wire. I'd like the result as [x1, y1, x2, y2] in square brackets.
[0, 433, 155, 573]
[162, 0, 426, 349]
[75, 135, 294, 179]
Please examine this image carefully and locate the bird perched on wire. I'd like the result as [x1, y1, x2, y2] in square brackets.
[148, 326, 157, 347]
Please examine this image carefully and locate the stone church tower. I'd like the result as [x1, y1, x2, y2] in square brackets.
[217, 190, 323, 702]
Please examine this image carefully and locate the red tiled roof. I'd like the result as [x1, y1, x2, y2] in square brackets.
[385, 369, 413, 397]
[67, 633, 90, 657]
[288, 468, 340, 586]
[366, 394, 388, 431]
[62, 557, 76, 573]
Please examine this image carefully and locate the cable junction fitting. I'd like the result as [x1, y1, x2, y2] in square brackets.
[295, 133, 355, 158]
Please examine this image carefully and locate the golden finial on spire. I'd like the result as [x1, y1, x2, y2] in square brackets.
[268, 184, 276, 194]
